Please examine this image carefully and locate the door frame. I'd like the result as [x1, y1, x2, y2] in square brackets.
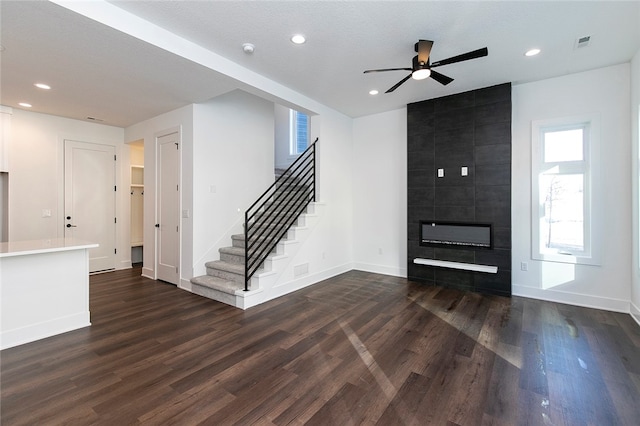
[154, 127, 181, 284]
[62, 138, 119, 273]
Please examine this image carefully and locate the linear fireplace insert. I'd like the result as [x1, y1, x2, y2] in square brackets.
[420, 221, 492, 249]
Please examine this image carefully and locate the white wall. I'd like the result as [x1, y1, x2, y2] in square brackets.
[7, 109, 129, 265]
[191, 90, 275, 279]
[631, 49, 640, 324]
[311, 111, 355, 272]
[125, 104, 194, 281]
[0, 106, 10, 241]
[274, 104, 292, 169]
[1, 105, 11, 172]
[512, 64, 632, 312]
[352, 108, 407, 276]
[255, 109, 356, 300]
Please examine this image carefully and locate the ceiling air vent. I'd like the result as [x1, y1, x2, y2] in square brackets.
[575, 35, 591, 49]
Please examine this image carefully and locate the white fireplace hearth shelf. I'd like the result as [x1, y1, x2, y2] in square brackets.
[413, 258, 498, 274]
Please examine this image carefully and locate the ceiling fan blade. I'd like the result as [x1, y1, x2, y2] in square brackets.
[430, 47, 488, 67]
[364, 67, 412, 74]
[415, 39, 433, 65]
[429, 69, 454, 85]
[386, 74, 412, 93]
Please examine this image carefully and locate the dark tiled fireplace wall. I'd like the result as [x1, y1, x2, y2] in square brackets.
[407, 83, 512, 296]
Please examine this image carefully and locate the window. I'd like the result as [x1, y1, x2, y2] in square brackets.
[532, 116, 600, 265]
[290, 110, 309, 155]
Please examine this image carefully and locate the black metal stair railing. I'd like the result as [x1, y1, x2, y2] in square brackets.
[244, 138, 317, 291]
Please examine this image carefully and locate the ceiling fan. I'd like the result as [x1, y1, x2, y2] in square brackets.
[364, 40, 488, 93]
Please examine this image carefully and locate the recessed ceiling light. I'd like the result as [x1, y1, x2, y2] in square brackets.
[525, 48, 541, 57]
[369, 89, 379, 95]
[18, 102, 32, 108]
[34, 83, 51, 90]
[291, 34, 306, 45]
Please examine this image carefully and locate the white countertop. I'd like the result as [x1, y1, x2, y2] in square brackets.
[0, 238, 99, 258]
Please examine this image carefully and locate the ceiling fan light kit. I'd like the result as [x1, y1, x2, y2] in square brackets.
[364, 39, 488, 93]
[412, 68, 431, 80]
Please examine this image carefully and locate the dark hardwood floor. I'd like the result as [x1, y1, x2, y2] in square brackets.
[2, 267, 639, 425]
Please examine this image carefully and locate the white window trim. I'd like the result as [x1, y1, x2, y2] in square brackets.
[289, 109, 297, 156]
[531, 114, 601, 266]
[289, 109, 309, 156]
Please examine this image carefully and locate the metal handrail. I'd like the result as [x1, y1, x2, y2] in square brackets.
[244, 138, 317, 290]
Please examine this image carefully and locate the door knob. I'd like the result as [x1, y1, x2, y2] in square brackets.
[155, 224, 160, 228]
[66, 224, 77, 228]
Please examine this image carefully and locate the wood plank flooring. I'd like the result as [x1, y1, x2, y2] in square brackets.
[2, 267, 640, 425]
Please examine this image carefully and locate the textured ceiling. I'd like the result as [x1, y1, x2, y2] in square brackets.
[1, 1, 639, 128]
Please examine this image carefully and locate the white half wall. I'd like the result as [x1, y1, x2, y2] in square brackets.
[512, 64, 632, 312]
[352, 108, 408, 276]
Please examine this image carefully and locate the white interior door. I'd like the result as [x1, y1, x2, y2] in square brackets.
[156, 132, 180, 284]
[64, 140, 116, 272]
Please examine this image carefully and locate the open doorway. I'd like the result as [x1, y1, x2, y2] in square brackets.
[129, 140, 144, 266]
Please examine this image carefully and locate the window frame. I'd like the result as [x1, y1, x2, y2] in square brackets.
[531, 114, 601, 266]
[289, 109, 309, 156]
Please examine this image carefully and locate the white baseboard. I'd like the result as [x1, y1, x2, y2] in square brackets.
[179, 278, 192, 291]
[141, 267, 154, 280]
[631, 301, 640, 326]
[240, 262, 353, 309]
[513, 284, 630, 314]
[352, 262, 407, 278]
[1, 312, 90, 350]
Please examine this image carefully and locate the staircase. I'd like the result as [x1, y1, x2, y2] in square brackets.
[190, 139, 317, 309]
[189, 234, 248, 307]
[190, 204, 316, 308]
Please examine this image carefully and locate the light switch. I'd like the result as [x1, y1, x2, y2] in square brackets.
[437, 168, 444, 178]
[42, 209, 51, 218]
[461, 166, 468, 176]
